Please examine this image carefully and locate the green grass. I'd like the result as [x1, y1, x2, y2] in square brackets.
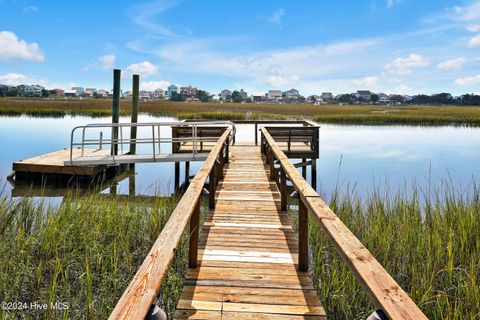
[0, 191, 203, 319]
[291, 181, 480, 320]
[1, 97, 480, 125]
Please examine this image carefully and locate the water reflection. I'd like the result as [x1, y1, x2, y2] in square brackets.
[1, 115, 479, 200]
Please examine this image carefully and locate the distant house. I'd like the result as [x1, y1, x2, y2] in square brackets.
[356, 90, 372, 101]
[268, 90, 282, 101]
[53, 89, 64, 96]
[72, 87, 85, 96]
[251, 91, 266, 102]
[180, 85, 197, 98]
[123, 91, 132, 99]
[64, 90, 78, 97]
[167, 85, 178, 97]
[219, 89, 232, 102]
[153, 88, 165, 99]
[139, 90, 152, 100]
[283, 88, 300, 100]
[18, 84, 44, 97]
[307, 95, 321, 103]
[94, 89, 108, 98]
[378, 93, 390, 104]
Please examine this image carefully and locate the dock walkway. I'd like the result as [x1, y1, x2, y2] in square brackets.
[174, 144, 326, 319]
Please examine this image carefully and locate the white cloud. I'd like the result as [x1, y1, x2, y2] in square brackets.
[384, 54, 430, 76]
[0, 73, 47, 86]
[468, 34, 480, 47]
[437, 57, 466, 71]
[98, 54, 116, 69]
[265, 74, 299, 87]
[454, 74, 480, 86]
[387, 0, 394, 8]
[268, 9, 285, 25]
[140, 80, 171, 91]
[0, 31, 44, 61]
[448, 2, 480, 21]
[467, 24, 480, 32]
[131, 1, 181, 38]
[124, 61, 158, 78]
[350, 76, 379, 88]
[23, 5, 38, 12]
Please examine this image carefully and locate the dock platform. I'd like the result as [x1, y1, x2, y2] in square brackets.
[174, 144, 326, 319]
[12, 148, 126, 183]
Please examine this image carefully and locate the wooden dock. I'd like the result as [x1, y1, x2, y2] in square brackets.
[174, 144, 326, 319]
[109, 128, 427, 320]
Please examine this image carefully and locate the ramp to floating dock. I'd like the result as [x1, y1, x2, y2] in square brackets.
[173, 144, 326, 319]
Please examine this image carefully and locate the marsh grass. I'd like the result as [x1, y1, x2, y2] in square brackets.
[0, 191, 208, 319]
[289, 180, 480, 319]
[1, 98, 480, 125]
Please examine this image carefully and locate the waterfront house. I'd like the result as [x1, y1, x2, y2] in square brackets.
[268, 90, 282, 102]
[167, 85, 179, 97]
[219, 89, 232, 102]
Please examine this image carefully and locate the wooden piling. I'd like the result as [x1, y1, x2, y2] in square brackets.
[302, 158, 307, 179]
[111, 69, 121, 156]
[280, 167, 287, 211]
[130, 74, 139, 155]
[174, 162, 180, 190]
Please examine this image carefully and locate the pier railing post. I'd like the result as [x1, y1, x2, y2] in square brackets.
[280, 167, 287, 211]
[254, 122, 258, 146]
[209, 164, 216, 209]
[298, 197, 308, 271]
[111, 69, 121, 156]
[189, 199, 200, 268]
[130, 74, 139, 155]
[269, 148, 275, 180]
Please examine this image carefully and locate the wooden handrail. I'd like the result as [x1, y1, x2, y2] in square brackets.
[260, 127, 428, 320]
[109, 129, 231, 320]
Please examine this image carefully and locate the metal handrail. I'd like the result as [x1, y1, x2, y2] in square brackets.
[68, 121, 236, 163]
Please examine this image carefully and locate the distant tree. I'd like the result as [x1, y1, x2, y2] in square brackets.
[337, 94, 356, 104]
[430, 93, 453, 105]
[297, 96, 306, 103]
[370, 94, 379, 103]
[196, 90, 210, 102]
[41, 89, 49, 98]
[459, 94, 480, 105]
[389, 95, 405, 104]
[6, 87, 18, 97]
[231, 90, 245, 103]
[170, 92, 186, 102]
[245, 97, 252, 103]
[411, 94, 430, 104]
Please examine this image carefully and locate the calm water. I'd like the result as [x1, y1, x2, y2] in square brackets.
[1, 115, 479, 201]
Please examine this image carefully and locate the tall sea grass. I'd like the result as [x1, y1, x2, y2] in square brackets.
[298, 180, 480, 319]
[0, 191, 197, 319]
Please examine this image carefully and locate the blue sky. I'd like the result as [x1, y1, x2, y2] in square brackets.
[1, 0, 480, 95]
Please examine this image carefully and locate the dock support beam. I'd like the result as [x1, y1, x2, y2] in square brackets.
[298, 198, 308, 271]
[189, 200, 200, 268]
[209, 165, 216, 209]
[185, 161, 190, 186]
[174, 162, 180, 190]
[130, 74, 139, 155]
[302, 158, 307, 179]
[111, 69, 121, 156]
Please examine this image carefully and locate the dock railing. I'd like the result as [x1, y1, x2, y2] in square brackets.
[108, 129, 231, 319]
[260, 127, 428, 320]
[67, 121, 235, 164]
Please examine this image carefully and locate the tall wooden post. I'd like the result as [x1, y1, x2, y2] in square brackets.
[298, 198, 308, 271]
[185, 161, 190, 185]
[311, 159, 317, 191]
[189, 200, 200, 268]
[302, 158, 307, 179]
[280, 167, 287, 211]
[209, 166, 216, 209]
[174, 162, 180, 190]
[130, 74, 139, 155]
[111, 69, 121, 156]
